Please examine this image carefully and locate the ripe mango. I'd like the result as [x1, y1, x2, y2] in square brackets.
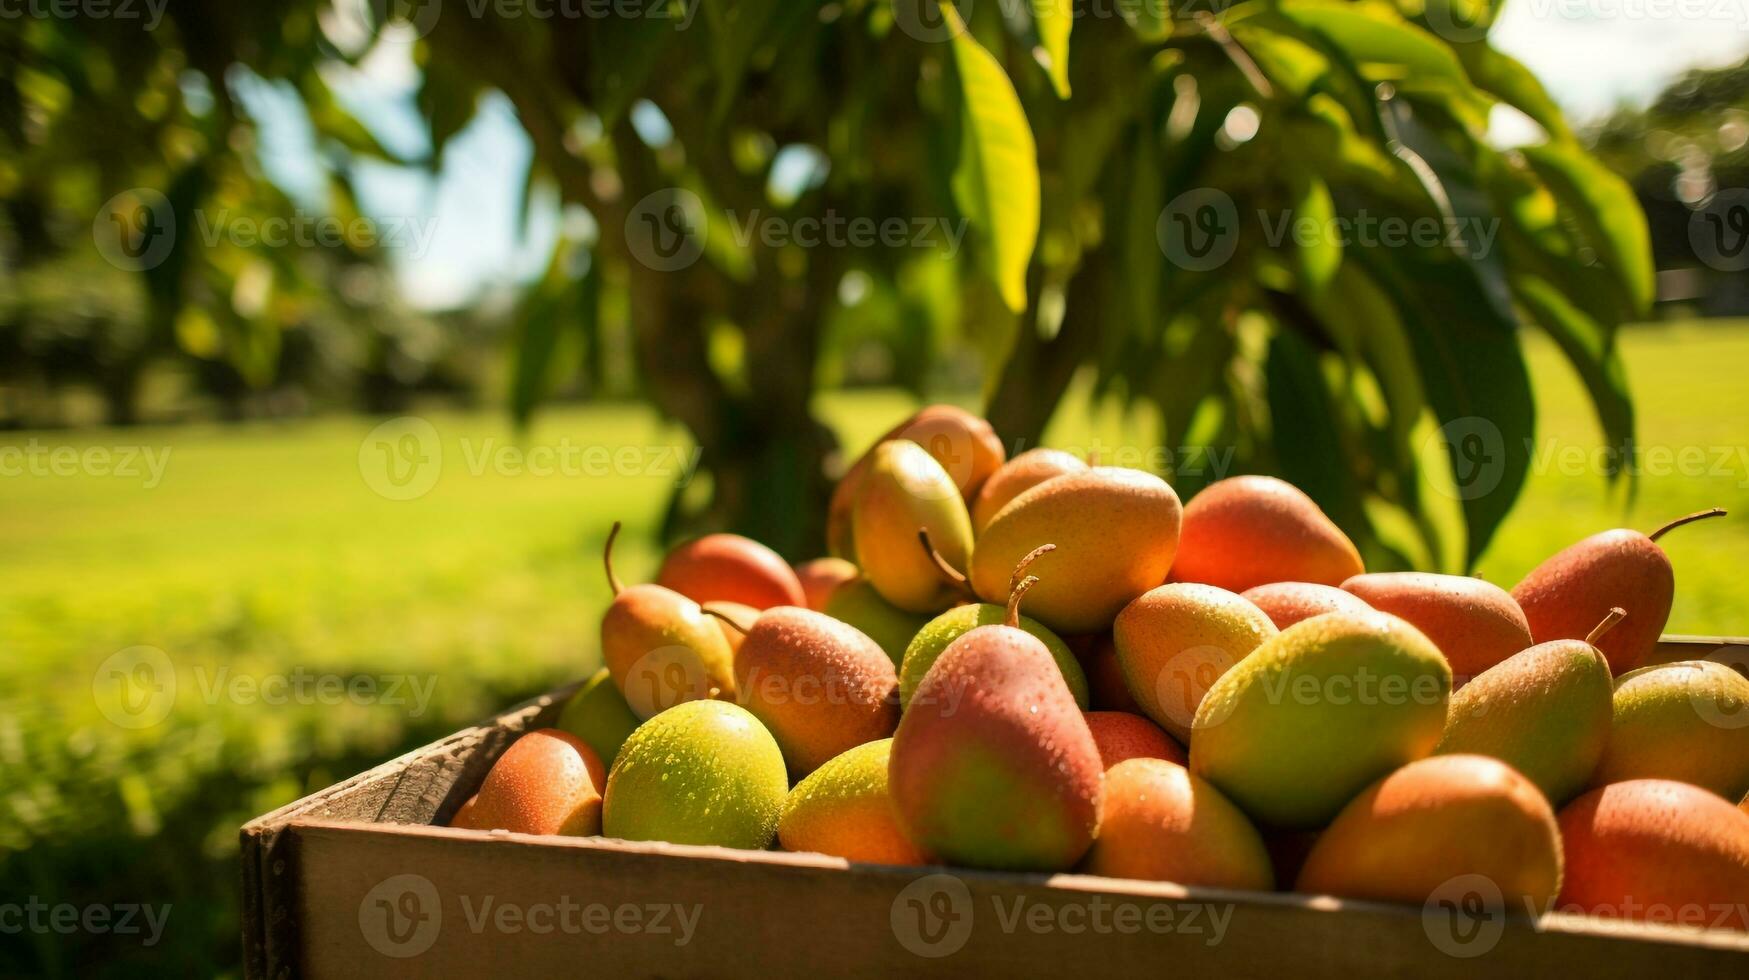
[1081, 758, 1272, 889]
[450, 728, 606, 837]
[1113, 583, 1277, 743]
[600, 524, 736, 719]
[1296, 755, 1561, 910]
[557, 667, 642, 767]
[1172, 475, 1362, 593]
[1341, 572, 1532, 681]
[970, 448, 1087, 532]
[794, 557, 858, 611]
[889, 607, 1103, 871]
[1592, 660, 1749, 802]
[702, 600, 760, 656]
[899, 602, 1088, 710]
[1435, 633, 1614, 806]
[1241, 581, 1373, 630]
[828, 405, 1004, 558]
[778, 739, 927, 866]
[656, 533, 806, 610]
[822, 578, 929, 667]
[1512, 510, 1725, 675]
[1084, 711, 1186, 769]
[852, 440, 974, 614]
[602, 700, 789, 849]
[1557, 779, 1749, 930]
[1190, 611, 1451, 829]
[732, 607, 900, 777]
[970, 467, 1182, 635]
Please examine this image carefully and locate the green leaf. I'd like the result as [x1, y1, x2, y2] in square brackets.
[1521, 142, 1655, 315]
[944, 1, 1040, 313]
[1511, 273, 1635, 481]
[1454, 44, 1572, 143]
[1292, 174, 1340, 295]
[1279, 1, 1468, 86]
[510, 250, 599, 427]
[1267, 327, 1368, 537]
[1033, 0, 1073, 98]
[703, 0, 783, 121]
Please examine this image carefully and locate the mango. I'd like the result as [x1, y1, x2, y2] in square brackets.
[556, 667, 642, 767]
[970, 448, 1087, 532]
[450, 728, 606, 837]
[1081, 758, 1272, 889]
[1341, 572, 1532, 681]
[852, 440, 974, 614]
[889, 580, 1103, 871]
[1557, 779, 1749, 930]
[794, 557, 859, 611]
[1190, 611, 1451, 829]
[1297, 755, 1562, 910]
[1077, 633, 1144, 713]
[1084, 711, 1186, 769]
[823, 578, 929, 667]
[900, 602, 1088, 710]
[1593, 660, 1749, 802]
[1241, 581, 1373, 630]
[1113, 583, 1277, 742]
[778, 739, 927, 865]
[1172, 475, 1362, 593]
[656, 532, 806, 610]
[599, 523, 736, 718]
[828, 405, 1004, 557]
[602, 700, 789, 849]
[732, 607, 900, 777]
[970, 467, 1182, 635]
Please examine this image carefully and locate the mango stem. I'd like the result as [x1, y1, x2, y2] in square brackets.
[700, 606, 749, 636]
[1586, 607, 1627, 647]
[604, 520, 625, 596]
[1649, 507, 1726, 542]
[1006, 575, 1040, 629]
[917, 528, 975, 597]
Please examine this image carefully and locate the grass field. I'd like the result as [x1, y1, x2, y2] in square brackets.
[2, 321, 1745, 975]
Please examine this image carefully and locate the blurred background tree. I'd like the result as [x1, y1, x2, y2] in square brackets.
[2, 0, 1654, 566]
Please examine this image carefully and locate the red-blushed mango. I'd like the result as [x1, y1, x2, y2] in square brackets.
[1077, 633, 1144, 713]
[778, 739, 928, 866]
[1081, 758, 1272, 889]
[1511, 510, 1726, 675]
[822, 578, 929, 667]
[971, 448, 1087, 532]
[1340, 572, 1532, 681]
[1592, 660, 1749, 802]
[889, 614, 1103, 871]
[600, 524, 736, 719]
[702, 601, 760, 657]
[970, 468, 1183, 635]
[827, 405, 1005, 558]
[1557, 779, 1749, 930]
[795, 557, 859, 611]
[1435, 633, 1614, 806]
[1297, 755, 1561, 910]
[853, 441, 974, 614]
[1172, 476, 1362, 593]
[1190, 611, 1451, 829]
[1242, 582, 1373, 630]
[733, 607, 899, 777]
[450, 729, 606, 837]
[1114, 583, 1276, 743]
[899, 602, 1088, 710]
[1085, 711, 1187, 769]
[657, 533, 806, 610]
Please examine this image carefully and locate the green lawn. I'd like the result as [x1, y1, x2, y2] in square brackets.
[2, 321, 1745, 975]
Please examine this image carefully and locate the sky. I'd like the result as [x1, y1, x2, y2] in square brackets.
[249, 5, 1749, 311]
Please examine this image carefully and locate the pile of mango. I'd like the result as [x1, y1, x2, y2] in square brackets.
[451, 406, 1749, 929]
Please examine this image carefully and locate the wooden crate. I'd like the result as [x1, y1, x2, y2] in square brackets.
[240, 637, 1749, 979]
